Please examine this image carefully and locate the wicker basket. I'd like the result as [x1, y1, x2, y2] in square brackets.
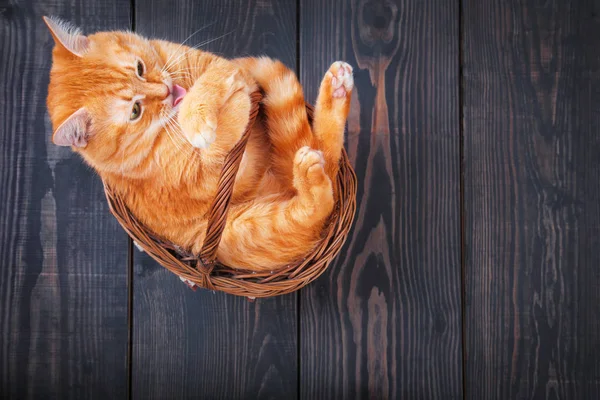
[103, 90, 357, 298]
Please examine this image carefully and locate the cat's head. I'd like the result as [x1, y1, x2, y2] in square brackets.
[44, 17, 186, 175]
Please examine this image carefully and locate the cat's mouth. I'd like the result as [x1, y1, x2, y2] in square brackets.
[169, 84, 187, 107]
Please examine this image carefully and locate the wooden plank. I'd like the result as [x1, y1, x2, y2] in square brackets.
[132, 1, 298, 399]
[299, 0, 462, 398]
[464, 0, 600, 398]
[0, 2, 131, 399]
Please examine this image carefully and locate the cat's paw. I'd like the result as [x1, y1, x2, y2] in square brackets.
[327, 61, 354, 98]
[293, 146, 334, 218]
[189, 118, 217, 149]
[294, 146, 327, 185]
[225, 70, 247, 99]
[179, 111, 217, 149]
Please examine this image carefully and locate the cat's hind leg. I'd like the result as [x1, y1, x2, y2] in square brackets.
[312, 61, 354, 181]
[212, 146, 334, 270]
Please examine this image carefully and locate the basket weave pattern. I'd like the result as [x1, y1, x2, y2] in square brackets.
[103, 90, 357, 297]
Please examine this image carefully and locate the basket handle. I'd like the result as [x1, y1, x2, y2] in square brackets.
[197, 90, 263, 265]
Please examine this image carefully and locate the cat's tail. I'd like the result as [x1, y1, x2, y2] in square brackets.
[234, 57, 313, 180]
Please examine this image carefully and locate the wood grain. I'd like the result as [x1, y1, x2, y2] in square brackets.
[298, 0, 462, 398]
[463, 0, 600, 398]
[0, 1, 131, 399]
[132, 1, 298, 399]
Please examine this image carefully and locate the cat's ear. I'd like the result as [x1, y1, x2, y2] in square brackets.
[53, 108, 91, 148]
[43, 16, 89, 57]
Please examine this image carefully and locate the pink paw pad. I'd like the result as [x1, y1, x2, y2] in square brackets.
[330, 61, 354, 98]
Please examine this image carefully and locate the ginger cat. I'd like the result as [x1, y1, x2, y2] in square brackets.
[44, 17, 353, 271]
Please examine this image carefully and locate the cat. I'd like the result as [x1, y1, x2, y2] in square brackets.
[44, 16, 353, 271]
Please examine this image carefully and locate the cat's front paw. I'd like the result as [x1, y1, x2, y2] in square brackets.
[224, 69, 248, 100]
[178, 107, 217, 149]
[189, 118, 217, 149]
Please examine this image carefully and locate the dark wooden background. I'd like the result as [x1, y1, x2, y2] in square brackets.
[1, 0, 598, 398]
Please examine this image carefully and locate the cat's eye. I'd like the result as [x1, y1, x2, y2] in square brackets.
[130, 102, 142, 120]
[136, 60, 144, 77]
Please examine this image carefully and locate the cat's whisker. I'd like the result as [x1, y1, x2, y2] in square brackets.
[164, 43, 204, 72]
[165, 119, 202, 169]
[169, 75, 191, 84]
[162, 118, 186, 150]
[169, 71, 193, 80]
[160, 22, 217, 73]
[171, 71, 198, 87]
[172, 70, 204, 86]
[163, 116, 191, 155]
[159, 111, 186, 154]
[171, 126, 194, 158]
[165, 119, 186, 144]
[171, 66, 203, 71]
[169, 67, 201, 79]
[171, 123, 205, 169]
[164, 124, 186, 155]
[163, 41, 211, 73]
[163, 31, 234, 74]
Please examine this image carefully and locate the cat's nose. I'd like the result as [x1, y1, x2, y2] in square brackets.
[148, 83, 170, 100]
[162, 84, 171, 100]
